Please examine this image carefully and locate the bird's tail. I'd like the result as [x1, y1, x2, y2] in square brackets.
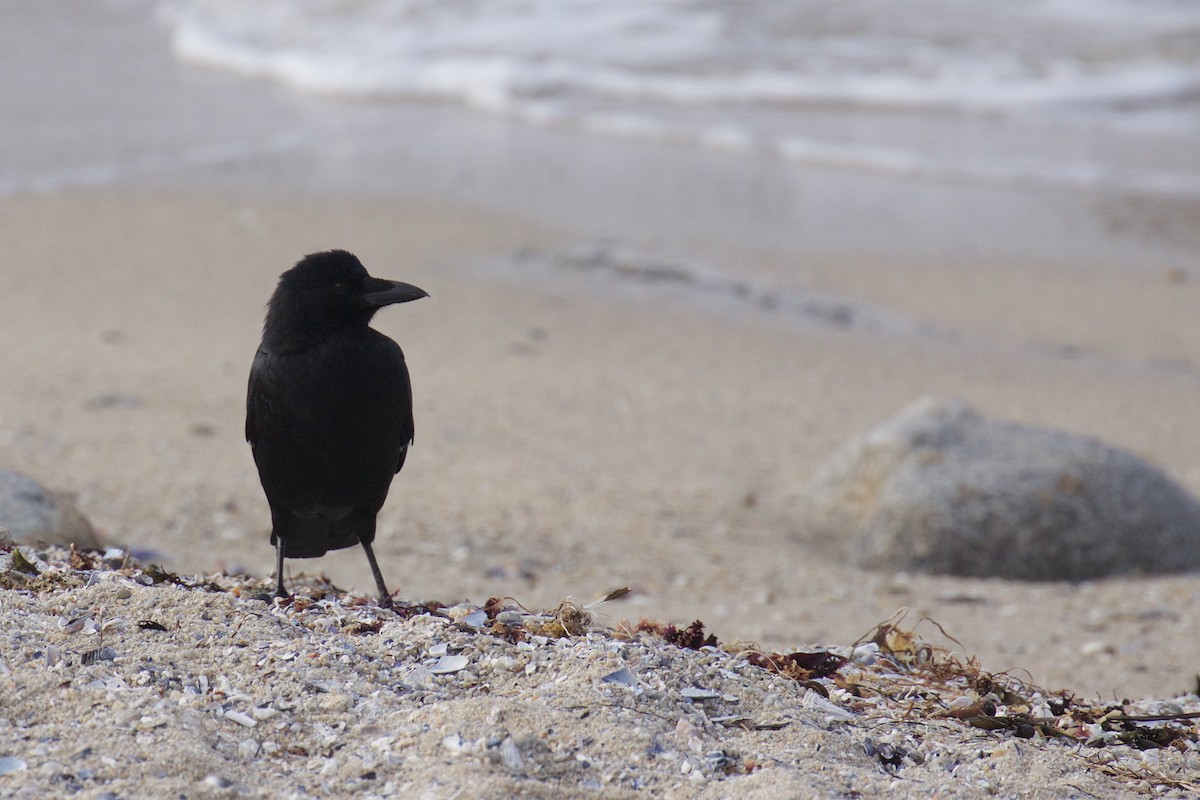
[271, 508, 365, 558]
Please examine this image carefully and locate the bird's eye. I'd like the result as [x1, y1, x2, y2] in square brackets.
[333, 282, 349, 294]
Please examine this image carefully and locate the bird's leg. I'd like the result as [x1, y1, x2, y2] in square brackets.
[274, 538, 289, 598]
[359, 538, 393, 605]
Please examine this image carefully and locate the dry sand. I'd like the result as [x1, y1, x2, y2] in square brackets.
[2, 185, 1200, 797]
[4, 545, 1198, 799]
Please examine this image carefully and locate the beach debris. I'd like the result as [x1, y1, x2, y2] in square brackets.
[1, 543, 1197, 799]
[81, 646, 117, 665]
[44, 645, 62, 667]
[863, 736, 913, 774]
[461, 609, 488, 629]
[804, 396, 1200, 579]
[341, 618, 384, 635]
[633, 619, 719, 650]
[744, 650, 847, 681]
[498, 736, 524, 772]
[600, 668, 637, 687]
[0, 757, 27, 776]
[10, 547, 40, 577]
[429, 655, 470, 675]
[223, 710, 257, 728]
[138, 619, 169, 632]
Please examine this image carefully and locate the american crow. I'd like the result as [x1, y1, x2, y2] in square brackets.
[246, 250, 427, 601]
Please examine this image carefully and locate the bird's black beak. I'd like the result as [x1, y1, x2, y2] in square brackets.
[362, 278, 429, 308]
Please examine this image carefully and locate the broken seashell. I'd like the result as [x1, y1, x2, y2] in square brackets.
[430, 655, 470, 675]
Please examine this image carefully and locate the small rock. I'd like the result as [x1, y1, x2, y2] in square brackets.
[0, 470, 101, 549]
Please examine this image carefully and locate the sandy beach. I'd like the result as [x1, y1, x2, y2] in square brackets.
[2, 1, 1200, 797]
[3, 181, 1199, 703]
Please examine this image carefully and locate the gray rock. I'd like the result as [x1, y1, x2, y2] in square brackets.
[803, 397, 1200, 580]
[0, 470, 102, 549]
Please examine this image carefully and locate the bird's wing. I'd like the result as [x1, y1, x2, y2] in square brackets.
[397, 356, 415, 473]
[245, 349, 268, 446]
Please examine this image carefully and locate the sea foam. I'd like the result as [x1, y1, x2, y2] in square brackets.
[160, 0, 1200, 196]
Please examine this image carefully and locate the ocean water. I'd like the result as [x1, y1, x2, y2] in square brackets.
[3, 1, 1196, 275]
[162, 0, 1200, 198]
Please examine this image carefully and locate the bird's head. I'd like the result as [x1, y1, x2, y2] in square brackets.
[261, 250, 428, 353]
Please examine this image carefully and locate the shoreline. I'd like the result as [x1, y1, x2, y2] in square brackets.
[6, 3, 1200, 279]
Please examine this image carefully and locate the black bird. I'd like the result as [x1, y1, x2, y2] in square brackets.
[246, 250, 427, 601]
